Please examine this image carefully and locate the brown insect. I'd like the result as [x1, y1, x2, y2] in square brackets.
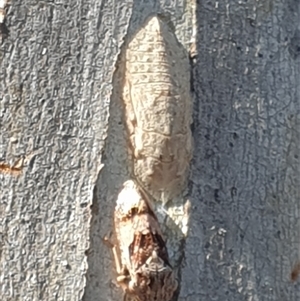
[291, 262, 300, 282]
[0, 156, 24, 176]
[105, 180, 178, 301]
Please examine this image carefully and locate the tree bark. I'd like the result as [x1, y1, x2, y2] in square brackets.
[181, 1, 300, 300]
[1, 0, 299, 301]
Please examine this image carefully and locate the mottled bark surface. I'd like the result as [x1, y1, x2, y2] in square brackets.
[0, 1, 128, 300]
[0, 0, 299, 301]
[181, 1, 300, 301]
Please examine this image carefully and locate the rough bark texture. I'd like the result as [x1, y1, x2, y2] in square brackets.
[181, 1, 300, 301]
[0, 1, 299, 301]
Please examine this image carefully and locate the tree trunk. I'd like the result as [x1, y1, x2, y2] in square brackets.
[1, 1, 299, 301]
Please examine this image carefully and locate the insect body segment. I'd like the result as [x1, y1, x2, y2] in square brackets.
[112, 180, 178, 301]
[123, 15, 193, 204]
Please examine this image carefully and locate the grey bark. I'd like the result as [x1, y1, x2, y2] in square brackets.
[0, 1, 299, 301]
